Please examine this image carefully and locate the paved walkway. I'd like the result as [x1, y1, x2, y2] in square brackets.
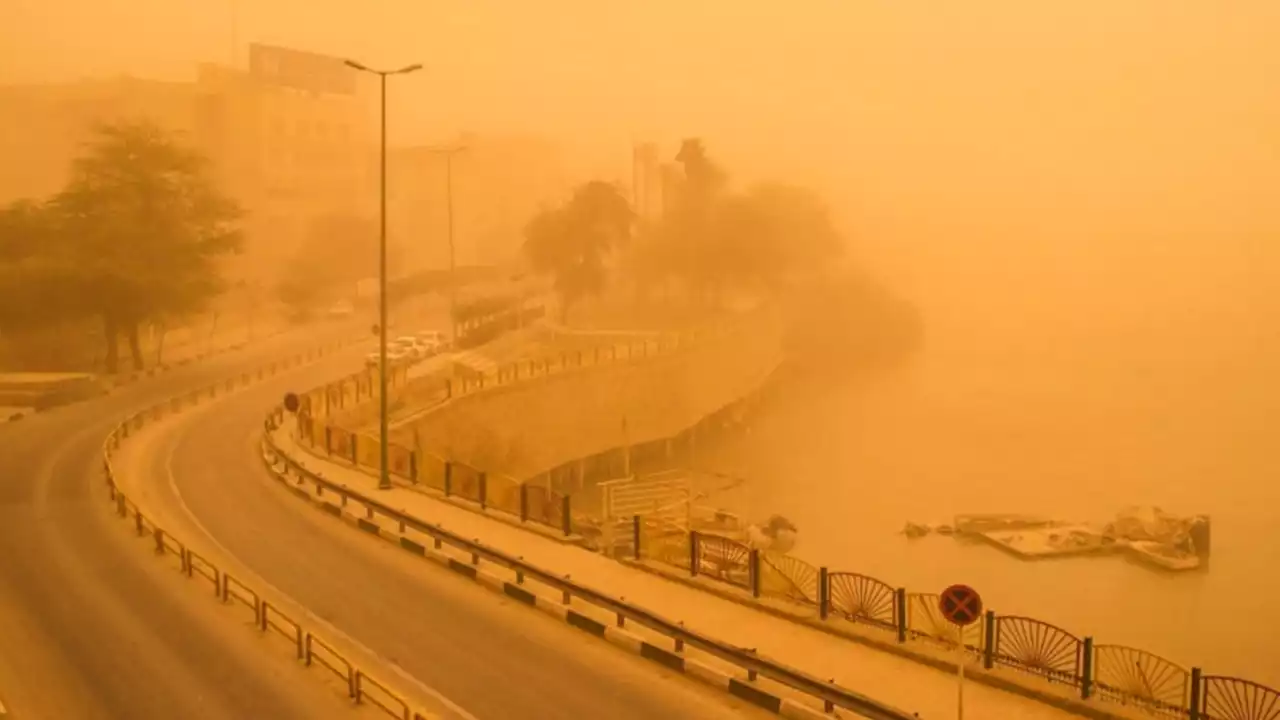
[271, 424, 1087, 720]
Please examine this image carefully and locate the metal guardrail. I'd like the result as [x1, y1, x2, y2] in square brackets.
[98, 339, 436, 720]
[262, 423, 915, 720]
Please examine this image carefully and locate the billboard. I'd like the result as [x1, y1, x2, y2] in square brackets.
[248, 43, 356, 96]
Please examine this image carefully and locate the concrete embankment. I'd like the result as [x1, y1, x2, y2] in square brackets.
[394, 309, 785, 479]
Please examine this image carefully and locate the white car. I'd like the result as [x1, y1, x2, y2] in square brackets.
[415, 330, 448, 353]
[364, 349, 410, 368]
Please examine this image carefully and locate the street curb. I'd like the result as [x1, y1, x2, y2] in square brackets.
[261, 453, 835, 719]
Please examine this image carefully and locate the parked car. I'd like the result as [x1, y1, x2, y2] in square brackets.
[364, 349, 410, 368]
[415, 330, 448, 353]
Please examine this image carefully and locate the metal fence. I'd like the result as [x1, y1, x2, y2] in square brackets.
[98, 339, 437, 720]
[620, 519, 1278, 720]
[260, 424, 917, 720]
[291, 321, 711, 538]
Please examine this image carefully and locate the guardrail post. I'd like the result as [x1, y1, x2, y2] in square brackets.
[1189, 667, 1203, 720]
[479, 472, 487, 510]
[633, 515, 641, 560]
[325, 426, 332, 455]
[819, 567, 829, 620]
[444, 463, 453, 496]
[689, 531, 700, 577]
[519, 485, 529, 523]
[982, 610, 996, 669]
[409, 451, 418, 483]
[1080, 636, 1094, 699]
[183, 548, 192, 576]
[134, 512, 144, 536]
[116, 494, 127, 517]
[749, 549, 760, 598]
[350, 436, 358, 465]
[153, 527, 165, 554]
[895, 588, 907, 643]
[561, 494, 571, 536]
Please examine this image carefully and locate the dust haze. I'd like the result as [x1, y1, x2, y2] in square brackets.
[4, 0, 1279, 688]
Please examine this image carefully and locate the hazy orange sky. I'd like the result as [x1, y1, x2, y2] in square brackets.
[3, 0, 1278, 309]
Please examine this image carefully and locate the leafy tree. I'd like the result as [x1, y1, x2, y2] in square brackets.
[276, 213, 387, 318]
[522, 181, 632, 321]
[50, 121, 242, 372]
[634, 139, 842, 305]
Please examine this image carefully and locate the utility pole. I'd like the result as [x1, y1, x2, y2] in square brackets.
[343, 58, 422, 491]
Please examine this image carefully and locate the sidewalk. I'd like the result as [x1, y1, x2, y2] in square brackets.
[271, 424, 1087, 720]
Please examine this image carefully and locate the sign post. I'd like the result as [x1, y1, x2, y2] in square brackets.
[938, 584, 983, 720]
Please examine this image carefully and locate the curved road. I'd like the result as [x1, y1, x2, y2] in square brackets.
[0, 321, 378, 719]
[118, 343, 769, 719]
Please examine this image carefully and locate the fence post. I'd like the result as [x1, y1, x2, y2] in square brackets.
[350, 435, 358, 464]
[1080, 636, 1094, 699]
[982, 610, 996, 669]
[895, 588, 907, 643]
[819, 567, 829, 620]
[153, 527, 165, 554]
[633, 515, 641, 560]
[749, 549, 760, 598]
[409, 451, 418, 483]
[1188, 667, 1203, 720]
[479, 472, 487, 510]
[689, 531, 700, 577]
[561, 494, 571, 536]
[520, 485, 529, 523]
[444, 463, 453, 496]
[325, 426, 332, 455]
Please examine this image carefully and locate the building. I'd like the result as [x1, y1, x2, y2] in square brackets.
[0, 43, 378, 284]
[195, 43, 377, 280]
[387, 134, 570, 273]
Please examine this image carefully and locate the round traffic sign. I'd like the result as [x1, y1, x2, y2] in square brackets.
[283, 392, 300, 413]
[939, 584, 983, 626]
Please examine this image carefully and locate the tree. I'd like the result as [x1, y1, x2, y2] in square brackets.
[522, 181, 633, 321]
[50, 121, 242, 372]
[276, 213, 390, 318]
[634, 139, 842, 306]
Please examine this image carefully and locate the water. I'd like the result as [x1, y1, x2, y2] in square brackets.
[705, 261, 1280, 688]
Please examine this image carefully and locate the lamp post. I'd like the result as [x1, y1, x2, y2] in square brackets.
[344, 58, 422, 490]
[425, 145, 466, 344]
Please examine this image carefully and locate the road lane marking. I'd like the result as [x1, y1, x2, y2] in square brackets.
[155, 399, 481, 720]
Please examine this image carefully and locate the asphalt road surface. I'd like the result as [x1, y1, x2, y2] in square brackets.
[0, 320, 383, 720]
[117, 343, 772, 720]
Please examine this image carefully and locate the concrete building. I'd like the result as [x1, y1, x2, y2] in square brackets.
[195, 43, 377, 280]
[387, 134, 570, 273]
[0, 43, 377, 283]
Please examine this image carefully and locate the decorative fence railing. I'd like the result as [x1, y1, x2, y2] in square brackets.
[624, 521, 1279, 720]
[290, 321, 715, 538]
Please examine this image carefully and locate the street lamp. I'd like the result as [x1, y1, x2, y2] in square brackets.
[344, 58, 422, 490]
[424, 144, 467, 344]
